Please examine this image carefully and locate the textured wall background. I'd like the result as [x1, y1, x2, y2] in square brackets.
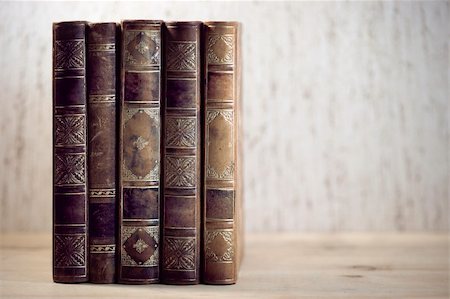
[0, 1, 448, 233]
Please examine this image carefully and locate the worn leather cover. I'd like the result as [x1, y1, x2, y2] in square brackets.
[87, 22, 118, 284]
[161, 21, 202, 284]
[203, 22, 242, 285]
[118, 20, 163, 284]
[53, 21, 89, 283]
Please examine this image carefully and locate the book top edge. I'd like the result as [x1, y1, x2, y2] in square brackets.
[53, 21, 88, 27]
[122, 20, 164, 25]
[53, 21, 239, 26]
[165, 21, 202, 26]
[204, 21, 240, 26]
[88, 22, 118, 26]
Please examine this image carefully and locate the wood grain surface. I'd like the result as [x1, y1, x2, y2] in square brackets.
[0, 233, 448, 298]
[0, 1, 448, 233]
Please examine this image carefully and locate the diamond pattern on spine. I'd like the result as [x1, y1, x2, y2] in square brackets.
[206, 109, 234, 180]
[166, 117, 196, 148]
[55, 235, 86, 267]
[55, 40, 85, 70]
[163, 237, 195, 270]
[55, 115, 85, 145]
[122, 107, 160, 182]
[121, 226, 159, 266]
[167, 42, 196, 71]
[55, 153, 85, 185]
[205, 230, 234, 263]
[124, 30, 160, 67]
[165, 156, 196, 188]
[207, 34, 233, 65]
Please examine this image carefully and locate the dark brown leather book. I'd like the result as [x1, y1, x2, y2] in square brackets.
[53, 21, 89, 283]
[202, 22, 242, 285]
[118, 20, 163, 284]
[161, 21, 202, 284]
[87, 22, 118, 284]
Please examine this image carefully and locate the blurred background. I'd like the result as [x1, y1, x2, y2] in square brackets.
[0, 1, 448, 234]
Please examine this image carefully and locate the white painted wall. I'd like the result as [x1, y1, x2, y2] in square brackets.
[0, 1, 448, 233]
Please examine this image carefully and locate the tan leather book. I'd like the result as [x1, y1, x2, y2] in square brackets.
[52, 21, 89, 283]
[202, 21, 242, 284]
[87, 22, 118, 283]
[161, 21, 202, 284]
[118, 20, 163, 284]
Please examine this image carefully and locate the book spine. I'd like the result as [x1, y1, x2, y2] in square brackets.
[162, 22, 202, 284]
[203, 22, 241, 285]
[87, 22, 118, 284]
[118, 20, 163, 284]
[53, 21, 89, 283]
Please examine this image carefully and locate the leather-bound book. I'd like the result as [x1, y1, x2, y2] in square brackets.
[87, 22, 118, 283]
[118, 20, 163, 284]
[202, 22, 242, 285]
[161, 21, 202, 284]
[53, 21, 89, 283]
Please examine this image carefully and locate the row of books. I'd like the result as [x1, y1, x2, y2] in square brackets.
[53, 20, 242, 285]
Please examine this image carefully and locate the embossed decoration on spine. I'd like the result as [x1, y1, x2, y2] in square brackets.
[205, 230, 234, 262]
[118, 20, 163, 284]
[163, 237, 196, 270]
[55, 40, 85, 70]
[55, 115, 86, 146]
[167, 41, 196, 71]
[203, 22, 241, 285]
[162, 22, 202, 284]
[165, 117, 197, 148]
[165, 156, 196, 188]
[207, 34, 234, 65]
[121, 226, 159, 267]
[124, 30, 160, 67]
[121, 108, 160, 182]
[55, 235, 86, 267]
[55, 153, 86, 185]
[87, 23, 118, 284]
[53, 21, 88, 283]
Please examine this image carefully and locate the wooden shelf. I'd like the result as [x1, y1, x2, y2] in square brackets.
[0, 233, 447, 298]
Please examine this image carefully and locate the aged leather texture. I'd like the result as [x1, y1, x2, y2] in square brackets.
[161, 21, 202, 285]
[203, 22, 242, 285]
[87, 22, 118, 284]
[53, 21, 89, 283]
[118, 20, 163, 284]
